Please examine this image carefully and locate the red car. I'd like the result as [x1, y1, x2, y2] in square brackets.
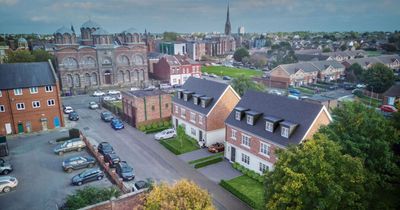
[380, 105, 398, 113]
[208, 143, 225, 153]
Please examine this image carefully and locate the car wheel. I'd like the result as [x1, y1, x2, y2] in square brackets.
[3, 169, 10, 175]
[88, 163, 94, 168]
[58, 151, 63, 156]
[77, 181, 82, 186]
[77, 147, 82, 152]
[66, 168, 73, 173]
[3, 186, 11, 193]
[97, 176, 103, 180]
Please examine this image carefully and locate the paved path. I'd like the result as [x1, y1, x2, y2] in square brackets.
[198, 160, 243, 183]
[64, 95, 250, 210]
[178, 148, 215, 162]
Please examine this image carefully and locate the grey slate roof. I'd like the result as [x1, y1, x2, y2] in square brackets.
[279, 62, 320, 74]
[55, 26, 74, 35]
[310, 60, 345, 70]
[225, 91, 324, 147]
[384, 84, 400, 97]
[81, 20, 101, 28]
[0, 62, 56, 90]
[123, 89, 168, 98]
[295, 54, 329, 61]
[173, 77, 229, 115]
[376, 54, 400, 64]
[344, 57, 381, 68]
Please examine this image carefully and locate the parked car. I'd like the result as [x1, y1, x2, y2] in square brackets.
[288, 94, 300, 100]
[92, 90, 106, 97]
[108, 90, 121, 95]
[172, 84, 182, 88]
[328, 85, 339, 90]
[154, 128, 176, 140]
[63, 106, 74, 114]
[0, 158, 13, 175]
[89, 102, 99, 109]
[288, 89, 301, 96]
[209, 73, 218, 78]
[0, 176, 18, 193]
[132, 180, 151, 192]
[269, 89, 283, 96]
[100, 111, 114, 122]
[97, 142, 114, 156]
[104, 153, 120, 168]
[111, 119, 124, 130]
[160, 83, 172, 89]
[208, 143, 225, 153]
[202, 72, 209, 76]
[62, 156, 96, 173]
[71, 168, 104, 186]
[116, 161, 135, 181]
[356, 84, 366, 88]
[144, 85, 156, 91]
[222, 76, 232, 80]
[380, 105, 398, 113]
[53, 138, 86, 155]
[68, 111, 79, 121]
[344, 84, 356, 90]
[103, 96, 116, 101]
[117, 94, 122, 100]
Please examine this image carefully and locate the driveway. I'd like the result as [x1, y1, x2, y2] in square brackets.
[63, 95, 250, 210]
[178, 148, 215, 162]
[197, 159, 242, 183]
[0, 130, 113, 210]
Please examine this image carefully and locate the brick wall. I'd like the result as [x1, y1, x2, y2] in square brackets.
[172, 103, 206, 131]
[304, 109, 331, 140]
[152, 57, 171, 81]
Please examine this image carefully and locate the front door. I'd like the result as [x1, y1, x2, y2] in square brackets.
[199, 130, 203, 142]
[230, 147, 236, 162]
[104, 71, 112, 84]
[17, 123, 24, 133]
[41, 120, 48, 131]
[54, 117, 60, 128]
[5, 123, 12, 135]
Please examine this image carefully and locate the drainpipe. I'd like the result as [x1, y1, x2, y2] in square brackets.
[6, 90, 16, 134]
[143, 97, 147, 121]
[159, 94, 162, 119]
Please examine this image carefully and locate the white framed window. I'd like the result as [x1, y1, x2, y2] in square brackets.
[241, 134, 250, 147]
[16, 103, 25, 110]
[190, 112, 196, 123]
[193, 97, 198, 105]
[30, 87, 38, 94]
[246, 115, 253, 125]
[191, 127, 196, 136]
[47, 99, 55, 106]
[281, 127, 289, 138]
[0, 105, 4, 112]
[184, 94, 188, 101]
[0, 91, 2, 97]
[235, 111, 241, 120]
[201, 100, 206, 108]
[259, 162, 269, 173]
[32, 101, 40, 108]
[265, 122, 273, 132]
[260, 142, 270, 156]
[14, 89, 23, 95]
[181, 108, 186, 118]
[45, 86, 53, 92]
[231, 129, 237, 140]
[241, 153, 250, 165]
[198, 115, 203, 125]
[174, 105, 178, 113]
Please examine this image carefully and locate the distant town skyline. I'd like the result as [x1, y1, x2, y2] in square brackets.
[0, 0, 399, 34]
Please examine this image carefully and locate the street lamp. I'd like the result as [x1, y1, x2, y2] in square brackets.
[369, 86, 373, 107]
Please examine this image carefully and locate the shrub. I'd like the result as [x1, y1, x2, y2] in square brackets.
[353, 89, 363, 97]
[163, 121, 170, 127]
[139, 125, 146, 131]
[63, 186, 121, 210]
[146, 124, 153, 130]
[158, 121, 164, 127]
[159, 140, 181, 155]
[194, 157, 223, 169]
[258, 176, 264, 183]
[219, 180, 259, 209]
[69, 128, 80, 139]
[151, 123, 158, 129]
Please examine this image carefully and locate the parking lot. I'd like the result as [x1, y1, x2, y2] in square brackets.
[0, 130, 113, 210]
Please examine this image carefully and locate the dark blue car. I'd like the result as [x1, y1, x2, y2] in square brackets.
[288, 88, 301, 96]
[111, 119, 124, 130]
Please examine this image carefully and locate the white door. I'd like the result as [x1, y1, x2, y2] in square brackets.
[5, 123, 12, 134]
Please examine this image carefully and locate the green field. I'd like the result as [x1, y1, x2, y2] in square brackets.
[202, 66, 263, 78]
[224, 175, 265, 209]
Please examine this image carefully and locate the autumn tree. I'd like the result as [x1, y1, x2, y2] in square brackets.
[265, 134, 367, 210]
[144, 179, 215, 210]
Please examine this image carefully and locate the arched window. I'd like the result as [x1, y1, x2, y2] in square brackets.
[118, 55, 130, 66]
[62, 57, 78, 69]
[66, 74, 73, 87]
[84, 73, 91, 86]
[125, 70, 130, 82]
[91, 72, 98, 85]
[117, 70, 124, 83]
[82, 57, 96, 68]
[134, 70, 140, 81]
[133, 54, 143, 65]
[73, 74, 80, 87]
[139, 70, 144, 81]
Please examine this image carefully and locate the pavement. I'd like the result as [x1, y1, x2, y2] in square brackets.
[178, 148, 215, 162]
[198, 160, 243, 183]
[0, 130, 113, 210]
[61, 95, 250, 210]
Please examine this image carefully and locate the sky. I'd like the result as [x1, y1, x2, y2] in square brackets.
[0, 0, 399, 34]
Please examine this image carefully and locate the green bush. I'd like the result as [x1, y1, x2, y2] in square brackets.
[139, 125, 146, 131]
[146, 124, 153, 130]
[69, 128, 80, 139]
[163, 121, 170, 127]
[353, 89, 363, 97]
[158, 121, 164, 127]
[219, 180, 260, 209]
[159, 140, 181, 155]
[194, 157, 223, 169]
[258, 176, 264, 183]
[63, 186, 121, 210]
[151, 123, 158, 129]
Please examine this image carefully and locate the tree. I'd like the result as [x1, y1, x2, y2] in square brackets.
[233, 47, 249, 62]
[32, 49, 54, 62]
[176, 125, 185, 149]
[163, 32, 178, 42]
[340, 44, 347, 51]
[144, 179, 215, 210]
[63, 186, 121, 210]
[322, 47, 332, 52]
[346, 63, 364, 82]
[320, 102, 400, 209]
[231, 75, 264, 96]
[362, 63, 395, 93]
[249, 54, 267, 69]
[265, 134, 367, 210]
[5, 50, 35, 63]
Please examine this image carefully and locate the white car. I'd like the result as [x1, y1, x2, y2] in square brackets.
[356, 84, 366, 88]
[203, 72, 209, 76]
[269, 89, 283, 96]
[89, 102, 99, 109]
[0, 176, 18, 193]
[160, 84, 172, 89]
[144, 85, 156, 91]
[92, 91, 105, 97]
[209, 73, 218, 78]
[108, 90, 121, 95]
[154, 128, 176, 140]
[103, 96, 116, 101]
[63, 106, 74, 114]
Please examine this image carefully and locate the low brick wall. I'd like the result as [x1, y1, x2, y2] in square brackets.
[81, 191, 145, 210]
[80, 132, 131, 194]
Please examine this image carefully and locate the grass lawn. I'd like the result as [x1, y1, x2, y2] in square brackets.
[355, 95, 382, 108]
[160, 137, 199, 154]
[112, 101, 122, 109]
[202, 66, 263, 78]
[188, 152, 224, 164]
[225, 175, 265, 209]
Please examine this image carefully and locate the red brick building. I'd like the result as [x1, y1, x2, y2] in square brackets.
[0, 61, 65, 136]
[172, 77, 240, 147]
[224, 91, 331, 173]
[151, 55, 201, 86]
[121, 89, 172, 128]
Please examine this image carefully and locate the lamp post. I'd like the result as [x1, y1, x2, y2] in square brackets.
[369, 86, 373, 107]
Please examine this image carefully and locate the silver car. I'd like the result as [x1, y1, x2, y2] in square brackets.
[54, 138, 86, 155]
[0, 176, 18, 193]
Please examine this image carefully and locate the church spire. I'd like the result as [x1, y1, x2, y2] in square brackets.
[224, 1, 231, 35]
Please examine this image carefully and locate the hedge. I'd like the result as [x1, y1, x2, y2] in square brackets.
[220, 180, 260, 209]
[232, 162, 265, 184]
[194, 157, 223, 169]
[159, 140, 181, 155]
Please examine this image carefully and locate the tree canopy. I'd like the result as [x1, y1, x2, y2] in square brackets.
[5, 49, 55, 64]
[233, 47, 249, 62]
[346, 63, 364, 82]
[63, 187, 121, 210]
[265, 134, 367, 210]
[144, 179, 215, 210]
[231, 75, 265, 96]
[362, 63, 395, 93]
[163, 32, 178, 42]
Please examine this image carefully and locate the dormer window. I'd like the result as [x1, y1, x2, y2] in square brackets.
[184, 94, 188, 101]
[201, 99, 206, 108]
[235, 111, 241, 121]
[194, 97, 198, 105]
[265, 122, 273, 132]
[279, 120, 298, 138]
[234, 107, 249, 121]
[200, 96, 213, 108]
[246, 115, 254, 125]
[281, 127, 289, 138]
[183, 91, 193, 101]
[244, 110, 262, 126]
